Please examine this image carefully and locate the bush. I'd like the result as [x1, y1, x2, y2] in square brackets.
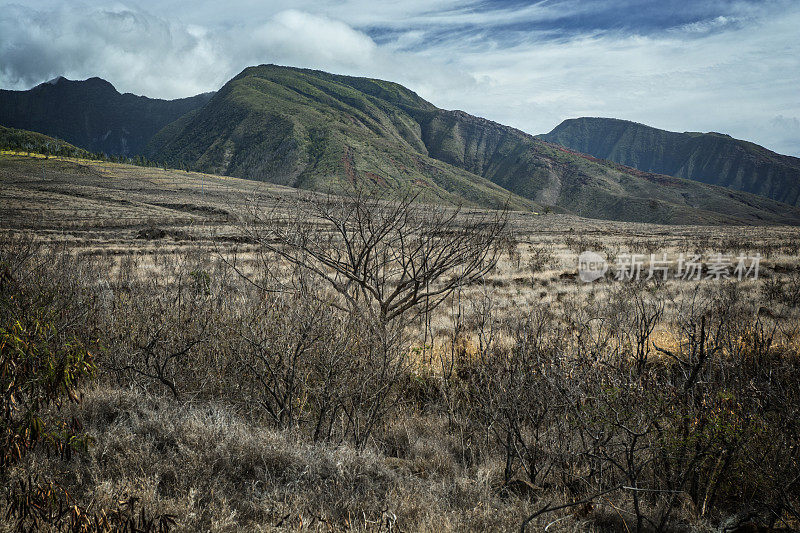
[0, 236, 174, 532]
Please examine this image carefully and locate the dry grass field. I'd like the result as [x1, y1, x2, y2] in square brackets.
[2, 153, 800, 532]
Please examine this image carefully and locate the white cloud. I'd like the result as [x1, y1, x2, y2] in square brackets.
[1, 1, 799, 156]
[237, 10, 378, 71]
[0, 4, 231, 97]
[413, 5, 800, 156]
[674, 15, 736, 34]
[0, 4, 472, 100]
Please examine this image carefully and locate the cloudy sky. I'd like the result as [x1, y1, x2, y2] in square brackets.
[2, 0, 799, 155]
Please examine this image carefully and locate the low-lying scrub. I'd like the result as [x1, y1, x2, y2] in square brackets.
[1, 192, 799, 532]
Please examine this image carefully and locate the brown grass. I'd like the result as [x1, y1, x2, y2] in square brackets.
[2, 154, 800, 532]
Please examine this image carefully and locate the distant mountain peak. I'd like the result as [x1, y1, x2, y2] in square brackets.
[43, 76, 66, 86]
[3, 66, 799, 225]
[541, 117, 800, 206]
[0, 78, 213, 156]
[32, 75, 118, 94]
[78, 76, 118, 92]
[144, 65, 800, 225]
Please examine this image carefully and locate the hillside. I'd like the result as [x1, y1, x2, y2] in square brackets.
[0, 77, 214, 156]
[146, 66, 532, 210]
[0, 125, 93, 159]
[540, 117, 800, 206]
[4, 150, 800, 533]
[147, 64, 800, 224]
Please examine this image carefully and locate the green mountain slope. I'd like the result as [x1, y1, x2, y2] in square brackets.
[0, 77, 214, 156]
[146, 66, 533, 210]
[147, 64, 800, 224]
[540, 117, 800, 206]
[0, 125, 93, 159]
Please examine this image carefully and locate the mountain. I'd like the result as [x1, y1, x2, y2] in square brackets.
[0, 77, 214, 156]
[2, 66, 798, 224]
[146, 66, 538, 210]
[146, 64, 800, 224]
[0, 125, 92, 159]
[540, 117, 800, 206]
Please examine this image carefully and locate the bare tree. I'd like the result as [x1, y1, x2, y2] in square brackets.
[242, 187, 508, 326]
[228, 187, 508, 447]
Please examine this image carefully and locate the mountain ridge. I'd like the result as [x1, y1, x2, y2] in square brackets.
[0, 76, 214, 156]
[540, 117, 800, 206]
[143, 64, 800, 225]
[3, 66, 800, 225]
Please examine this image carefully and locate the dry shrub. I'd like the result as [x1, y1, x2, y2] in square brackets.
[2, 195, 800, 532]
